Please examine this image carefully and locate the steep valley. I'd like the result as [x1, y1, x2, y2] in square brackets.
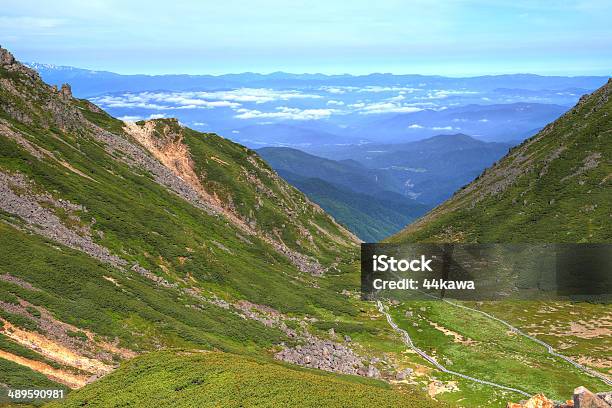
[0, 44, 610, 408]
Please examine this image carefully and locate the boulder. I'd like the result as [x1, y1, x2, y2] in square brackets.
[573, 387, 610, 408]
[395, 368, 413, 380]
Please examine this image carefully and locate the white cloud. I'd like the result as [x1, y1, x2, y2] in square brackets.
[478, 118, 489, 122]
[319, 86, 359, 94]
[356, 102, 422, 115]
[423, 89, 479, 99]
[235, 107, 336, 121]
[408, 124, 423, 129]
[432, 126, 454, 130]
[196, 88, 322, 104]
[192, 122, 208, 126]
[358, 86, 420, 93]
[91, 88, 321, 111]
[148, 113, 166, 119]
[327, 100, 345, 106]
[118, 115, 142, 122]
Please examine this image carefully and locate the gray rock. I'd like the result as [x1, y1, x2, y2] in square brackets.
[596, 392, 612, 405]
[60, 83, 73, 100]
[0, 46, 15, 65]
[275, 338, 379, 379]
[574, 386, 611, 408]
[395, 368, 413, 380]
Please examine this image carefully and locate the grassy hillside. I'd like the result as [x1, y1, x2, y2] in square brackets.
[48, 351, 444, 408]
[390, 80, 611, 243]
[0, 46, 403, 400]
[382, 80, 612, 406]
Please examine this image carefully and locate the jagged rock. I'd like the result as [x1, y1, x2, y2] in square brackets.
[343, 335, 351, 343]
[365, 365, 380, 378]
[573, 387, 611, 408]
[596, 392, 612, 405]
[60, 83, 73, 100]
[0, 46, 15, 66]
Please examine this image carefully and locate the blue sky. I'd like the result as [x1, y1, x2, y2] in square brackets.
[1, 0, 611, 76]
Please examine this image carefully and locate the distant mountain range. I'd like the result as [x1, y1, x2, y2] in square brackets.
[354, 103, 568, 142]
[307, 134, 512, 205]
[27, 62, 608, 148]
[391, 80, 612, 243]
[26, 63, 608, 97]
[258, 133, 510, 240]
[257, 147, 427, 240]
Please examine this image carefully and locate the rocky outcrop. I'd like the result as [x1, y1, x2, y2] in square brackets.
[0, 46, 83, 131]
[59, 83, 72, 100]
[275, 337, 380, 378]
[574, 387, 611, 408]
[508, 388, 612, 408]
[0, 46, 15, 65]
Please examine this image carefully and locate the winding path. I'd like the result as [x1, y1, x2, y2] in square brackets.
[376, 301, 532, 397]
[432, 296, 612, 386]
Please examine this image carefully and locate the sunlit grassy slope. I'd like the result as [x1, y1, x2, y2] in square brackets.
[49, 351, 445, 408]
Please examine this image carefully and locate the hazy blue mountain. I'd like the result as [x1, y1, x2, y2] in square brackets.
[278, 171, 428, 241]
[27, 64, 607, 97]
[27, 63, 607, 148]
[257, 135, 511, 238]
[355, 103, 568, 143]
[229, 124, 352, 147]
[257, 147, 428, 240]
[308, 134, 511, 204]
[257, 147, 401, 195]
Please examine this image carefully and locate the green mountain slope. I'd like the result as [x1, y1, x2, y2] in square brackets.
[381, 80, 612, 405]
[390, 79, 611, 243]
[49, 351, 443, 408]
[0, 46, 440, 405]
